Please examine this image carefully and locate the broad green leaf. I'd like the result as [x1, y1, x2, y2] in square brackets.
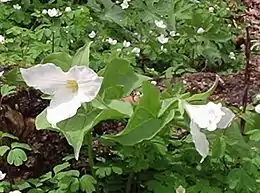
[106, 100, 133, 116]
[35, 109, 59, 132]
[103, 107, 162, 145]
[72, 41, 92, 66]
[111, 166, 123, 175]
[139, 81, 160, 116]
[41, 52, 72, 71]
[0, 146, 10, 156]
[101, 58, 150, 96]
[57, 110, 100, 160]
[53, 162, 71, 174]
[80, 175, 97, 193]
[186, 75, 219, 102]
[7, 148, 27, 166]
[158, 98, 178, 117]
[211, 136, 226, 158]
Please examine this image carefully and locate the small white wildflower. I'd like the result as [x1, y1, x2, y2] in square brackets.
[226, 7, 230, 11]
[151, 81, 157, 85]
[13, 4, 21, 10]
[46, 40, 52, 44]
[70, 40, 73, 43]
[228, 24, 232, 27]
[0, 0, 11, 2]
[9, 191, 22, 193]
[176, 32, 180, 36]
[149, 30, 153, 34]
[106, 38, 117, 45]
[160, 45, 167, 53]
[133, 32, 138, 36]
[197, 27, 205, 34]
[123, 40, 131, 48]
[176, 185, 186, 193]
[229, 52, 235, 60]
[115, 1, 120, 4]
[42, 9, 47, 14]
[88, 31, 96, 39]
[0, 71, 4, 77]
[255, 104, 260, 113]
[208, 7, 214, 13]
[120, 0, 129, 9]
[169, 31, 176, 37]
[256, 94, 260, 101]
[155, 20, 166, 28]
[116, 48, 122, 52]
[157, 34, 168, 44]
[65, 7, 72, 12]
[47, 8, 61, 17]
[132, 47, 140, 54]
[0, 35, 5, 44]
[184, 102, 235, 162]
[0, 170, 6, 181]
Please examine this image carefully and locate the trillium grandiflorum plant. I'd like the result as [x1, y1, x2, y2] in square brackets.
[20, 63, 103, 127]
[184, 102, 235, 163]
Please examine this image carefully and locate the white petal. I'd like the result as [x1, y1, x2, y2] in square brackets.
[47, 88, 81, 126]
[190, 121, 209, 163]
[255, 104, 260, 114]
[67, 66, 103, 103]
[0, 170, 6, 181]
[0, 71, 4, 77]
[217, 107, 235, 128]
[9, 191, 22, 193]
[20, 63, 67, 95]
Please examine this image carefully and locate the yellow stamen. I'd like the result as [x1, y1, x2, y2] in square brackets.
[66, 80, 78, 93]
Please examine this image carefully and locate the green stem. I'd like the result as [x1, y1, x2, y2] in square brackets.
[126, 172, 134, 193]
[86, 131, 95, 177]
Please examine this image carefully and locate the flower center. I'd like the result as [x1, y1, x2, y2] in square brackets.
[66, 80, 78, 93]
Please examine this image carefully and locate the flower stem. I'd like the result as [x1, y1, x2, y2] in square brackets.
[86, 131, 95, 177]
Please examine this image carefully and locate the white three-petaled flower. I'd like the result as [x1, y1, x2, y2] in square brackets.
[184, 102, 235, 163]
[20, 63, 103, 127]
[0, 170, 6, 181]
[157, 34, 168, 44]
[155, 20, 166, 28]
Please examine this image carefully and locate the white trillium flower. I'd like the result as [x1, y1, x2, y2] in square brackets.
[176, 185, 186, 193]
[184, 102, 235, 163]
[47, 8, 61, 17]
[157, 34, 168, 44]
[121, 1, 129, 9]
[255, 104, 260, 113]
[229, 52, 236, 60]
[0, 35, 5, 44]
[42, 9, 47, 14]
[88, 31, 96, 39]
[0, 170, 6, 181]
[65, 7, 72, 12]
[131, 47, 140, 54]
[20, 63, 103, 126]
[13, 4, 21, 10]
[9, 191, 22, 193]
[208, 6, 214, 13]
[169, 31, 176, 37]
[106, 38, 117, 45]
[154, 20, 166, 28]
[123, 40, 131, 48]
[197, 27, 205, 34]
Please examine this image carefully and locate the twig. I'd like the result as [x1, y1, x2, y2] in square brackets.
[240, 26, 251, 134]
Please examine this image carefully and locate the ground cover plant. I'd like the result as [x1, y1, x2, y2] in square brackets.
[1, 0, 260, 192]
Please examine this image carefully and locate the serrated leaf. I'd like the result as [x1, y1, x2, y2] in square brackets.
[80, 175, 97, 193]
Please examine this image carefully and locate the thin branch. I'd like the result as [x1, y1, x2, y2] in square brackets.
[240, 26, 251, 134]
